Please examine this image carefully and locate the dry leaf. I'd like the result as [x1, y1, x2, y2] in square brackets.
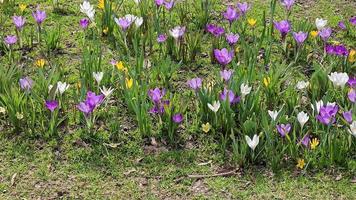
[10, 173, 17, 187]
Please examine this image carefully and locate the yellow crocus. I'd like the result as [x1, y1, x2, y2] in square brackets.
[310, 138, 319, 150]
[235, 46, 240, 54]
[125, 78, 133, 89]
[103, 27, 109, 34]
[98, 0, 105, 9]
[202, 122, 211, 133]
[296, 159, 305, 169]
[247, 18, 257, 27]
[19, 4, 27, 12]
[116, 61, 124, 71]
[35, 59, 45, 68]
[263, 77, 271, 87]
[348, 49, 355, 63]
[310, 31, 318, 38]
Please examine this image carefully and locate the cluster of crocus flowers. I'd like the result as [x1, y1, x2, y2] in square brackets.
[317, 104, 338, 125]
[148, 88, 169, 114]
[77, 91, 104, 116]
[206, 24, 225, 37]
[220, 88, 240, 104]
[325, 44, 349, 57]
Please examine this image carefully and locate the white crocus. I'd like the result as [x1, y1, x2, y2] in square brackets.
[207, 101, 220, 113]
[297, 111, 309, 128]
[240, 83, 252, 98]
[169, 26, 185, 39]
[135, 17, 143, 28]
[125, 14, 137, 23]
[296, 81, 309, 90]
[315, 18, 327, 30]
[80, 1, 95, 21]
[57, 81, 70, 94]
[348, 121, 356, 137]
[93, 72, 104, 85]
[268, 110, 280, 121]
[311, 100, 324, 114]
[328, 72, 349, 88]
[245, 134, 259, 151]
[100, 86, 114, 98]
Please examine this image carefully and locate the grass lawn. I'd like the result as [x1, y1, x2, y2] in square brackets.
[0, 0, 355, 199]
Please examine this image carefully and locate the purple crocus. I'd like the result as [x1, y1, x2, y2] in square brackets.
[187, 78, 202, 90]
[317, 104, 338, 125]
[12, 16, 26, 30]
[237, 2, 250, 15]
[172, 113, 183, 124]
[220, 88, 240, 104]
[77, 102, 92, 116]
[80, 18, 90, 29]
[348, 77, 356, 88]
[77, 91, 104, 116]
[319, 27, 332, 41]
[45, 100, 58, 112]
[115, 17, 132, 31]
[32, 9, 46, 25]
[276, 124, 291, 137]
[343, 110, 353, 123]
[220, 69, 233, 82]
[214, 48, 234, 66]
[338, 21, 346, 30]
[300, 134, 310, 147]
[325, 44, 348, 56]
[349, 16, 356, 26]
[225, 33, 239, 46]
[281, 0, 295, 11]
[155, 0, 164, 6]
[157, 34, 167, 43]
[274, 20, 291, 39]
[148, 88, 166, 103]
[19, 77, 34, 91]
[164, 0, 174, 10]
[206, 24, 225, 37]
[293, 31, 308, 45]
[223, 6, 239, 23]
[348, 89, 356, 102]
[4, 35, 17, 45]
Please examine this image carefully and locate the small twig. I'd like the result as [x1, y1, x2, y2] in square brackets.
[187, 169, 237, 179]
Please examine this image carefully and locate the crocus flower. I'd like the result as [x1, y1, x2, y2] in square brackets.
[292, 31, 308, 45]
[77, 91, 104, 116]
[4, 35, 17, 45]
[338, 21, 346, 30]
[348, 77, 356, 87]
[115, 17, 132, 31]
[315, 18, 327, 30]
[155, 0, 164, 6]
[214, 48, 234, 66]
[300, 134, 310, 148]
[245, 134, 259, 151]
[45, 100, 58, 112]
[19, 77, 34, 91]
[80, 18, 90, 29]
[348, 89, 356, 103]
[220, 69, 233, 82]
[343, 110, 353, 123]
[268, 110, 280, 121]
[297, 111, 309, 128]
[281, 0, 295, 11]
[207, 101, 220, 113]
[349, 121, 356, 137]
[169, 26, 186, 39]
[296, 80, 309, 90]
[225, 33, 239, 46]
[276, 124, 291, 137]
[172, 113, 183, 123]
[80, 1, 95, 20]
[274, 20, 291, 39]
[206, 24, 225, 37]
[12, 16, 26, 30]
[325, 44, 348, 56]
[223, 6, 239, 23]
[77, 102, 92, 116]
[164, 0, 174, 11]
[187, 78, 202, 90]
[237, 2, 250, 15]
[157, 34, 167, 43]
[93, 72, 104, 85]
[32, 9, 46, 25]
[240, 83, 252, 98]
[319, 27, 332, 41]
[328, 72, 349, 88]
[349, 16, 356, 26]
[100, 86, 114, 98]
[220, 88, 240, 104]
[57, 81, 70, 94]
[148, 88, 166, 103]
[134, 17, 143, 28]
[317, 104, 338, 125]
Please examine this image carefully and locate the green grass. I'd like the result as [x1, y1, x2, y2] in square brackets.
[0, 0, 355, 199]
